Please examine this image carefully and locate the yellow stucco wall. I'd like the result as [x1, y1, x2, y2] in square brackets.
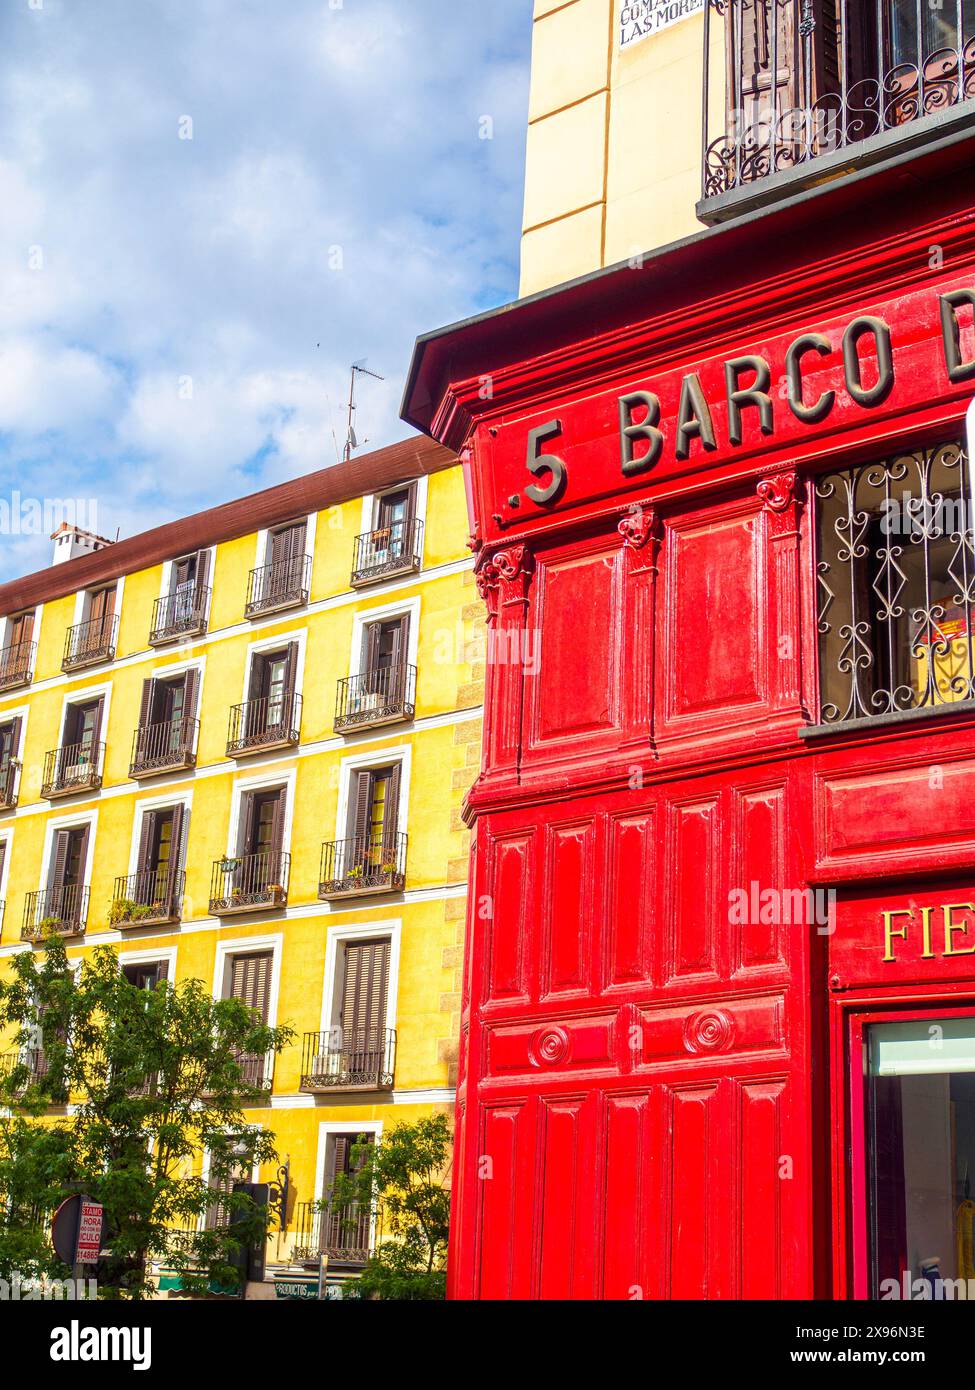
[0, 460, 483, 1271]
[520, 0, 712, 295]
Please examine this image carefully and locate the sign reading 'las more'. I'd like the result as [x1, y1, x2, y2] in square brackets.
[619, 0, 705, 49]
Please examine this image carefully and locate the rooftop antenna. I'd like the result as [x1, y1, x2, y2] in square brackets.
[344, 359, 384, 462]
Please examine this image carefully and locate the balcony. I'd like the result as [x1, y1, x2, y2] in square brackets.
[226, 693, 302, 757]
[0, 758, 20, 812]
[235, 1049, 274, 1094]
[319, 832, 407, 900]
[351, 517, 423, 587]
[41, 741, 104, 799]
[129, 716, 198, 778]
[62, 613, 118, 672]
[0, 1049, 53, 1092]
[334, 664, 416, 734]
[111, 868, 185, 928]
[0, 640, 35, 692]
[244, 554, 311, 617]
[22, 884, 90, 942]
[149, 585, 210, 645]
[700, 1, 975, 223]
[209, 849, 290, 915]
[292, 1199, 375, 1268]
[300, 1028, 396, 1093]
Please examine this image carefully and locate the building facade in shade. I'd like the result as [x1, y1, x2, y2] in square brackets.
[0, 435, 482, 1292]
[405, 3, 975, 1299]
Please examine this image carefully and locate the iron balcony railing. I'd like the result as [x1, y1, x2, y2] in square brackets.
[0, 1049, 52, 1090]
[235, 1049, 274, 1093]
[41, 740, 104, 798]
[149, 585, 211, 645]
[701, 0, 975, 214]
[245, 553, 311, 617]
[0, 639, 35, 691]
[300, 1028, 396, 1093]
[130, 716, 199, 777]
[334, 664, 416, 733]
[22, 884, 90, 941]
[226, 693, 302, 756]
[62, 612, 118, 671]
[351, 517, 423, 586]
[319, 832, 407, 899]
[292, 1199, 375, 1267]
[0, 758, 20, 811]
[111, 868, 185, 927]
[209, 849, 290, 915]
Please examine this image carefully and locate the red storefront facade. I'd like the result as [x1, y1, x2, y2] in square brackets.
[404, 136, 975, 1300]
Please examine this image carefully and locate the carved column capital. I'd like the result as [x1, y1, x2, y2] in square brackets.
[617, 504, 660, 550]
[494, 544, 534, 583]
[757, 470, 802, 514]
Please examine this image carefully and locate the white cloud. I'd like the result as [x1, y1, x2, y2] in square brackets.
[0, 0, 531, 579]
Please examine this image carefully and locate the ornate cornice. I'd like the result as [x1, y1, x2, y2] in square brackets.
[757, 470, 801, 513]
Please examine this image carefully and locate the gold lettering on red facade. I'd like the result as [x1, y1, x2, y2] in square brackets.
[942, 903, 975, 956]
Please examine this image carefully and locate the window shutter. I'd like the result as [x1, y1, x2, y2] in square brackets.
[239, 792, 258, 855]
[0, 841, 7, 887]
[269, 787, 286, 854]
[283, 644, 298, 705]
[137, 811, 158, 873]
[230, 950, 273, 1022]
[734, 0, 801, 128]
[341, 939, 390, 1040]
[172, 556, 193, 592]
[183, 668, 199, 721]
[195, 548, 210, 593]
[350, 770, 372, 841]
[169, 803, 186, 877]
[385, 764, 402, 846]
[88, 697, 105, 753]
[49, 830, 70, 889]
[9, 716, 21, 754]
[137, 681, 154, 762]
[364, 622, 380, 675]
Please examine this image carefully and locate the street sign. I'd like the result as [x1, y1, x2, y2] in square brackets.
[75, 1200, 103, 1264]
[51, 1194, 104, 1267]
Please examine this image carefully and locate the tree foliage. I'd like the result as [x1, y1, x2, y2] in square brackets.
[328, 1113, 451, 1300]
[0, 934, 293, 1298]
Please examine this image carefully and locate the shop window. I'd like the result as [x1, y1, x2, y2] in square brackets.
[814, 440, 975, 724]
[866, 1015, 975, 1297]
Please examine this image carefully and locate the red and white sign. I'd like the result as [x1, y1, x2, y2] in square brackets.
[75, 1200, 103, 1264]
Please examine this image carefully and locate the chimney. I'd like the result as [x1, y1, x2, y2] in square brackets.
[50, 522, 114, 567]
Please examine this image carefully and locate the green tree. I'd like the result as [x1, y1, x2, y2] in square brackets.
[328, 1113, 452, 1301]
[0, 933, 293, 1299]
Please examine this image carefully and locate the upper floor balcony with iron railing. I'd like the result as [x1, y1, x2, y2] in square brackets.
[300, 1028, 396, 1094]
[111, 867, 185, 928]
[209, 849, 290, 915]
[149, 585, 211, 646]
[62, 613, 118, 672]
[22, 884, 90, 942]
[291, 1199, 375, 1268]
[129, 716, 199, 778]
[0, 758, 20, 812]
[0, 1048, 54, 1093]
[334, 664, 416, 733]
[351, 517, 423, 587]
[700, 1, 975, 223]
[244, 553, 311, 617]
[226, 693, 302, 757]
[41, 741, 104, 799]
[319, 832, 407, 900]
[0, 639, 35, 692]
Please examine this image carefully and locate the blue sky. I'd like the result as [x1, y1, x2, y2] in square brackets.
[0, 0, 531, 579]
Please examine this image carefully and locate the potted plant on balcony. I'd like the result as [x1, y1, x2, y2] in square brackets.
[109, 898, 137, 926]
[219, 856, 241, 876]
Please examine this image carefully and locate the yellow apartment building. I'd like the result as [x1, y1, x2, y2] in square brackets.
[0, 434, 482, 1292]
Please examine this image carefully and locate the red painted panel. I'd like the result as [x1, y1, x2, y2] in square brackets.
[605, 810, 656, 990]
[733, 785, 789, 975]
[485, 833, 534, 1005]
[638, 993, 785, 1067]
[537, 1094, 599, 1299]
[670, 1086, 716, 1299]
[541, 820, 597, 999]
[665, 798, 720, 982]
[739, 1081, 786, 1300]
[819, 758, 975, 867]
[477, 1102, 531, 1300]
[602, 1093, 650, 1300]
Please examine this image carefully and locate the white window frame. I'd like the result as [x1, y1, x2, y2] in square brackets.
[239, 630, 307, 707]
[334, 745, 411, 843]
[138, 656, 205, 756]
[117, 944, 177, 981]
[319, 918, 402, 1035]
[127, 790, 194, 878]
[0, 825, 13, 929]
[0, 703, 30, 755]
[57, 681, 113, 748]
[39, 809, 99, 893]
[254, 513, 317, 572]
[359, 475, 428, 569]
[211, 933, 284, 1029]
[72, 576, 124, 628]
[0, 603, 42, 653]
[225, 767, 297, 858]
[313, 1119, 383, 1211]
[348, 595, 421, 678]
[157, 544, 216, 609]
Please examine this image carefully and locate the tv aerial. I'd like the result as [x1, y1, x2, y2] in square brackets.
[344, 359, 385, 462]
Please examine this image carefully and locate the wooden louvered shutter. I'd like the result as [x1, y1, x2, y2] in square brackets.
[384, 764, 402, 847]
[230, 951, 273, 1022]
[0, 840, 7, 888]
[137, 811, 158, 873]
[172, 556, 193, 591]
[350, 770, 372, 842]
[88, 698, 105, 753]
[283, 643, 298, 705]
[269, 787, 286, 855]
[195, 548, 210, 601]
[8, 716, 21, 757]
[239, 792, 258, 855]
[364, 622, 380, 676]
[49, 830, 70, 889]
[137, 680, 153, 762]
[169, 803, 185, 874]
[734, 0, 801, 131]
[183, 668, 199, 728]
[341, 938, 390, 1040]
